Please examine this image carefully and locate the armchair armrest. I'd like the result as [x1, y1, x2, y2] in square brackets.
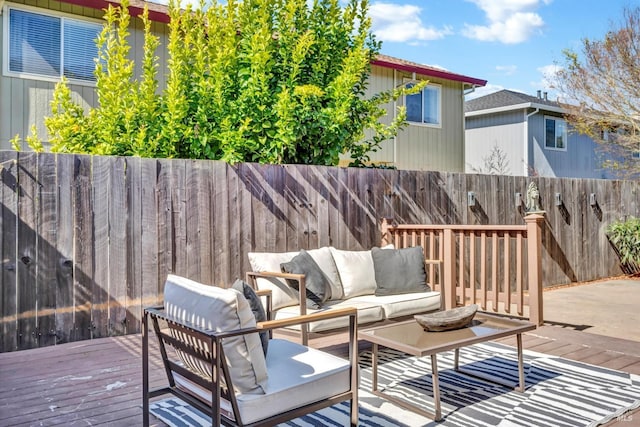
[245, 270, 309, 316]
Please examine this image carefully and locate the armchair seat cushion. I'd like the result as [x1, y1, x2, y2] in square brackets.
[173, 339, 352, 425]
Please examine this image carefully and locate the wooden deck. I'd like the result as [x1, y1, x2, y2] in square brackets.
[1, 324, 639, 426]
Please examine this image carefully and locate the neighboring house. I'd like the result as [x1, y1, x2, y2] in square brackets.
[1, 0, 487, 173]
[465, 89, 617, 179]
[357, 55, 486, 172]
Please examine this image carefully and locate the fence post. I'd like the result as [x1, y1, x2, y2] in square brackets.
[442, 228, 456, 310]
[525, 214, 545, 326]
[380, 217, 393, 246]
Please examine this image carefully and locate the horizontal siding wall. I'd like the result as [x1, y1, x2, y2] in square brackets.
[0, 0, 169, 149]
[1, 152, 639, 351]
[465, 111, 526, 176]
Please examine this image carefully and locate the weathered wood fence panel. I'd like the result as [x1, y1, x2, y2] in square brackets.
[1, 151, 640, 352]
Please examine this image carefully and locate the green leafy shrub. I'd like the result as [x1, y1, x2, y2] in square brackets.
[606, 216, 640, 273]
[23, 0, 418, 166]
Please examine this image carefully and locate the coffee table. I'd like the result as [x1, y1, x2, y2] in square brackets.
[359, 312, 536, 421]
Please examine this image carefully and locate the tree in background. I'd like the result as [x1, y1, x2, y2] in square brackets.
[554, 7, 640, 177]
[23, 0, 419, 166]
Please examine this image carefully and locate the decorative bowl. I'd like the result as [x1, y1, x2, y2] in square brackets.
[414, 304, 478, 332]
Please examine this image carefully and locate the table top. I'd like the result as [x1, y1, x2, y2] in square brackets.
[359, 312, 536, 357]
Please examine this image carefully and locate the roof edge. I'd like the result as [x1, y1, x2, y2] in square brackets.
[466, 102, 566, 116]
[58, 0, 170, 23]
[371, 58, 487, 87]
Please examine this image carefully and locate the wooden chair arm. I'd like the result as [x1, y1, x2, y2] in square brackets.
[257, 307, 357, 331]
[246, 271, 305, 282]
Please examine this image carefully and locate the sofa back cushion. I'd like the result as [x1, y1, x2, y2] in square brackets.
[372, 246, 430, 296]
[164, 275, 268, 395]
[248, 251, 300, 310]
[329, 247, 378, 298]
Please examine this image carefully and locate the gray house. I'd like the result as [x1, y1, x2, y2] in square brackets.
[465, 89, 616, 178]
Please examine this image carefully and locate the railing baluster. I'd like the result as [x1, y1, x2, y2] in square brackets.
[492, 232, 498, 312]
[470, 232, 476, 306]
[480, 231, 487, 311]
[504, 231, 511, 313]
[516, 233, 523, 315]
[459, 231, 465, 305]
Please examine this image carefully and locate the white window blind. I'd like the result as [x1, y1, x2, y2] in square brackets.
[7, 7, 101, 83]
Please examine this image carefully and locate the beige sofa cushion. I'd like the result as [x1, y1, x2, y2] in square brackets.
[273, 299, 384, 332]
[163, 275, 267, 394]
[349, 291, 442, 319]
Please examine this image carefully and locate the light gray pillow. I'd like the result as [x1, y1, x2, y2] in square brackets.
[372, 246, 430, 296]
[280, 249, 331, 309]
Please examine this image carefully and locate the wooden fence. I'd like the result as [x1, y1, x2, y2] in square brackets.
[1, 151, 639, 352]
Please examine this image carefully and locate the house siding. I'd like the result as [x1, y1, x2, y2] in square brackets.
[465, 110, 526, 176]
[364, 65, 465, 172]
[0, 0, 169, 149]
[529, 112, 609, 179]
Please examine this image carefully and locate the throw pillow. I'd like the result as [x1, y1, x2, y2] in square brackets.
[280, 249, 331, 309]
[329, 247, 378, 298]
[232, 279, 269, 356]
[372, 246, 430, 296]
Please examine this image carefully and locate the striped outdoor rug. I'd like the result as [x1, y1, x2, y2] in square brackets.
[149, 342, 640, 427]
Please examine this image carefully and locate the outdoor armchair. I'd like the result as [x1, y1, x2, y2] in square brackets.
[142, 274, 359, 427]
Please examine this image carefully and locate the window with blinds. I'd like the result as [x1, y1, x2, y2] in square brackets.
[6, 6, 101, 83]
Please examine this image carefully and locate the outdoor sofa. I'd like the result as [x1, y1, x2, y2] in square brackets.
[247, 245, 442, 344]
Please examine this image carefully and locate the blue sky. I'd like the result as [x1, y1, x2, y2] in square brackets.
[369, 0, 635, 100]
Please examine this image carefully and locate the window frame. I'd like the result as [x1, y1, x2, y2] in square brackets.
[404, 79, 442, 128]
[544, 115, 568, 151]
[3, 3, 103, 86]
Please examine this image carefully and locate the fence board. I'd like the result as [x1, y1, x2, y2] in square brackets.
[141, 158, 160, 308]
[55, 154, 74, 344]
[36, 153, 57, 346]
[72, 155, 93, 342]
[92, 156, 110, 338]
[156, 159, 172, 293]
[1, 151, 18, 352]
[126, 158, 142, 332]
[212, 162, 230, 287]
[108, 157, 127, 336]
[17, 152, 38, 349]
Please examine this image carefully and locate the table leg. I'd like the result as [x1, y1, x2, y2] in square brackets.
[454, 348, 460, 370]
[517, 333, 525, 392]
[372, 343, 379, 392]
[431, 354, 442, 421]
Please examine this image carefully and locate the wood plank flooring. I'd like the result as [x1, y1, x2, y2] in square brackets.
[1, 325, 639, 426]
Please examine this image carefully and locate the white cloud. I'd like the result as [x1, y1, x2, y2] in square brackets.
[370, 3, 453, 43]
[496, 64, 517, 75]
[463, 0, 548, 44]
[527, 64, 563, 100]
[537, 64, 561, 87]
